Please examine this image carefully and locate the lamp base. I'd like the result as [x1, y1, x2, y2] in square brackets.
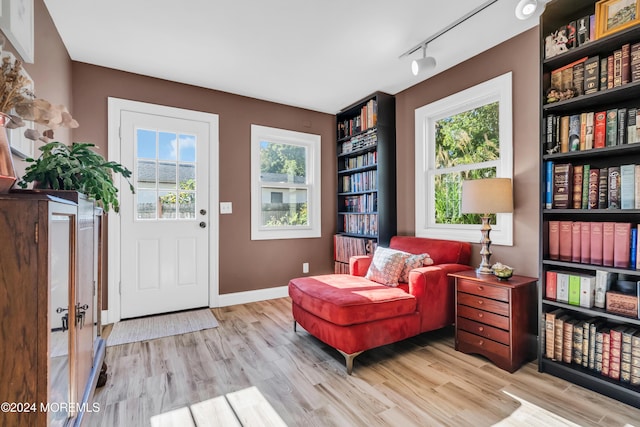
[477, 215, 493, 274]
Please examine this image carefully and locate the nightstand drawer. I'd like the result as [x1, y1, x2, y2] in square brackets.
[457, 317, 510, 345]
[457, 292, 509, 316]
[457, 329, 510, 360]
[457, 305, 510, 330]
[457, 279, 509, 302]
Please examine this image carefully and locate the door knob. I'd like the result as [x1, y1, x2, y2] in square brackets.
[200, 209, 207, 215]
[199, 222, 206, 228]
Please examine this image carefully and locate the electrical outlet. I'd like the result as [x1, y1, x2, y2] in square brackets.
[303, 262, 309, 273]
[220, 202, 232, 214]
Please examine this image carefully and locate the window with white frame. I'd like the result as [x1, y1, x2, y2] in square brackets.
[251, 125, 321, 240]
[415, 72, 513, 245]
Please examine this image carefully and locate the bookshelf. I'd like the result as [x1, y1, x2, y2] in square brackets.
[540, 0, 640, 408]
[335, 92, 396, 273]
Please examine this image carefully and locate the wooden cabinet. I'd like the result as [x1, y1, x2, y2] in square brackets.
[540, 0, 640, 408]
[334, 92, 396, 272]
[0, 192, 105, 426]
[451, 271, 537, 373]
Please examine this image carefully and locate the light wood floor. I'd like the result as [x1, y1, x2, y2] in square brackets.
[86, 298, 640, 427]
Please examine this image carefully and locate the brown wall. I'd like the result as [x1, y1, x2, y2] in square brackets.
[71, 63, 336, 299]
[395, 27, 541, 278]
[8, 0, 73, 177]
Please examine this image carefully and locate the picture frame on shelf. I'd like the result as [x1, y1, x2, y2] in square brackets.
[595, 0, 640, 39]
[0, 0, 34, 63]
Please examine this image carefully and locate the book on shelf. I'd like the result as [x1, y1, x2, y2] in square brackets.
[590, 320, 606, 370]
[598, 168, 608, 208]
[608, 54, 614, 89]
[545, 270, 557, 300]
[563, 318, 578, 364]
[587, 168, 600, 209]
[632, 42, 640, 82]
[614, 222, 632, 268]
[602, 222, 615, 267]
[620, 164, 635, 210]
[621, 327, 636, 383]
[545, 308, 564, 359]
[595, 270, 617, 309]
[573, 320, 585, 365]
[633, 227, 639, 270]
[600, 56, 609, 90]
[582, 318, 596, 368]
[569, 115, 581, 152]
[581, 221, 591, 263]
[545, 161, 553, 209]
[580, 274, 596, 308]
[548, 220, 560, 260]
[628, 108, 637, 144]
[606, 290, 639, 318]
[595, 326, 608, 373]
[631, 331, 640, 386]
[608, 166, 621, 209]
[554, 314, 570, 361]
[572, 165, 583, 208]
[584, 55, 599, 94]
[559, 221, 573, 262]
[557, 272, 570, 304]
[606, 109, 618, 147]
[618, 108, 627, 146]
[581, 165, 590, 209]
[571, 222, 582, 263]
[614, 49, 623, 88]
[553, 163, 573, 209]
[560, 116, 570, 153]
[610, 325, 626, 380]
[568, 275, 581, 306]
[603, 328, 611, 377]
[594, 111, 607, 149]
[590, 222, 604, 265]
[636, 165, 640, 209]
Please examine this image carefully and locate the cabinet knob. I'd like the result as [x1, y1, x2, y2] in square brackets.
[477, 286, 484, 291]
[478, 326, 484, 332]
[478, 340, 484, 346]
[478, 313, 484, 318]
[478, 300, 483, 305]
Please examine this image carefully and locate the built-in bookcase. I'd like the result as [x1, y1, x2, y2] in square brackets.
[334, 92, 396, 272]
[540, 0, 640, 408]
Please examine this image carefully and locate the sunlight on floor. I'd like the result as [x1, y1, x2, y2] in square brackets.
[149, 386, 287, 427]
[494, 391, 586, 427]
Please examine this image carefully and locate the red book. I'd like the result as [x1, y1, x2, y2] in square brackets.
[603, 330, 611, 377]
[549, 220, 560, 260]
[559, 221, 573, 262]
[571, 221, 582, 262]
[614, 222, 631, 268]
[580, 221, 591, 264]
[622, 43, 631, 85]
[590, 222, 604, 265]
[546, 270, 557, 300]
[610, 326, 625, 380]
[602, 222, 615, 266]
[594, 111, 607, 148]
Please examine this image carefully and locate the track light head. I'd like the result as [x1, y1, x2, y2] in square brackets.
[411, 56, 437, 75]
[515, 0, 539, 20]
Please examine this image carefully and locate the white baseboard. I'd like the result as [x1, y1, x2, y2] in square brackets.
[101, 287, 289, 324]
[216, 286, 289, 307]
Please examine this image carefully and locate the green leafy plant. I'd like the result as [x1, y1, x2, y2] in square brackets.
[17, 141, 134, 212]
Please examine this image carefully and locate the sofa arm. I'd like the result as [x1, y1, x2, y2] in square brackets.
[349, 255, 372, 277]
[407, 263, 472, 332]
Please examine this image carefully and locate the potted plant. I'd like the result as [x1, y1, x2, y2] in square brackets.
[17, 141, 134, 212]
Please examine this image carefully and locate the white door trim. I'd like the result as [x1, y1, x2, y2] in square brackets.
[106, 97, 220, 324]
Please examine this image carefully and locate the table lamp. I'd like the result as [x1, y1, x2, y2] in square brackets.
[461, 178, 513, 274]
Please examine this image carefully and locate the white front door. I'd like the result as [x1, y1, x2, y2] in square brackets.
[118, 109, 211, 319]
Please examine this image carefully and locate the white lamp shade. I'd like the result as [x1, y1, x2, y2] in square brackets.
[411, 56, 436, 76]
[461, 178, 513, 214]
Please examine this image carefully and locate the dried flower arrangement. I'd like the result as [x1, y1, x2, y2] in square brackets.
[0, 42, 78, 141]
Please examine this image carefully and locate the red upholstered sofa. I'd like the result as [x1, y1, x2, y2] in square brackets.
[288, 236, 472, 374]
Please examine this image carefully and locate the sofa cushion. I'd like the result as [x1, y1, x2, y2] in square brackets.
[399, 252, 434, 283]
[288, 274, 417, 326]
[365, 246, 408, 286]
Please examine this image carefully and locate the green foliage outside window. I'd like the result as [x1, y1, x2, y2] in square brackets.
[434, 102, 499, 225]
[159, 178, 196, 204]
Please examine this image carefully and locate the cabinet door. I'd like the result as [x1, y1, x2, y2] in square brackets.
[49, 210, 76, 427]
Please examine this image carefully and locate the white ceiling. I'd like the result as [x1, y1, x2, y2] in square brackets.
[43, 0, 541, 114]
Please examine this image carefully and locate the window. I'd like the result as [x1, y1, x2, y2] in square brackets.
[415, 72, 513, 245]
[251, 125, 321, 240]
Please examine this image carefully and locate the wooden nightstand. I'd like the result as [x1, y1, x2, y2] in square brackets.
[449, 270, 537, 373]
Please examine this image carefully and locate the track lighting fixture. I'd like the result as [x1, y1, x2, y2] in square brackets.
[411, 45, 436, 76]
[399, 0, 497, 76]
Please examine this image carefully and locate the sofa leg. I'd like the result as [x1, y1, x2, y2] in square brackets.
[293, 320, 297, 332]
[337, 350, 363, 375]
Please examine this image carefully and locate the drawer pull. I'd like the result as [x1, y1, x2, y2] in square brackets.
[478, 326, 484, 332]
[478, 313, 484, 318]
[478, 300, 483, 305]
[477, 285, 484, 291]
[478, 340, 484, 346]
